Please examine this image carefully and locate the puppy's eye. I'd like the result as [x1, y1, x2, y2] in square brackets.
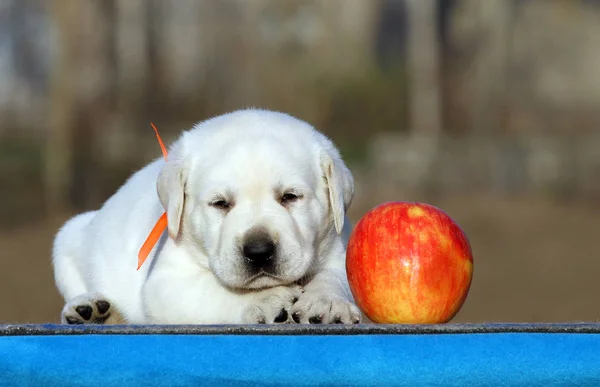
[211, 199, 231, 210]
[281, 192, 301, 205]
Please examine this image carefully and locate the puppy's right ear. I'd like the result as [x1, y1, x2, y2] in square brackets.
[157, 161, 186, 241]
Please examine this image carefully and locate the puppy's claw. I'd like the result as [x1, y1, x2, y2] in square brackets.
[66, 316, 84, 325]
[291, 292, 362, 325]
[308, 315, 323, 324]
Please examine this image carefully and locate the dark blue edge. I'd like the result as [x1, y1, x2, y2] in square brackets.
[2, 326, 600, 386]
[2, 322, 600, 336]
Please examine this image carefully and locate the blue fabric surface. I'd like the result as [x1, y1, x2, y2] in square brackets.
[1, 332, 600, 386]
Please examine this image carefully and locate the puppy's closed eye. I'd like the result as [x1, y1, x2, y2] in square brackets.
[280, 192, 302, 206]
[210, 198, 233, 211]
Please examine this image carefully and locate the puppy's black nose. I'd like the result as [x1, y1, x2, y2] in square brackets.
[243, 238, 276, 267]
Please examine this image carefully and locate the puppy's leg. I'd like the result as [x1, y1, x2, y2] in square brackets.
[292, 235, 362, 325]
[239, 284, 304, 324]
[61, 293, 126, 325]
[52, 212, 96, 302]
[292, 268, 361, 325]
[143, 268, 303, 324]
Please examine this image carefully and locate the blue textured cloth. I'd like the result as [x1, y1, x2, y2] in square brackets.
[1, 328, 600, 386]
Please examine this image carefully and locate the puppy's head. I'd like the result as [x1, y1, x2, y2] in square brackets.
[157, 109, 354, 290]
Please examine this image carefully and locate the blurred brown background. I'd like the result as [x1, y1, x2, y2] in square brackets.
[0, 0, 599, 324]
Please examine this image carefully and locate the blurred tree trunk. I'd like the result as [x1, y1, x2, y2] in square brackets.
[466, 0, 512, 136]
[116, 0, 148, 122]
[404, 0, 442, 192]
[72, 0, 116, 208]
[450, 0, 514, 191]
[45, 0, 116, 214]
[44, 0, 75, 216]
[474, 1, 514, 193]
[405, 0, 442, 136]
[155, 0, 203, 101]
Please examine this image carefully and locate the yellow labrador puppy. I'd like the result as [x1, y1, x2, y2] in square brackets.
[52, 109, 361, 325]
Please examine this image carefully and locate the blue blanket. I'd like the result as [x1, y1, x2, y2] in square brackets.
[1, 324, 599, 386]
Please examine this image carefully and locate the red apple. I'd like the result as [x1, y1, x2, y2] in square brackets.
[346, 202, 473, 324]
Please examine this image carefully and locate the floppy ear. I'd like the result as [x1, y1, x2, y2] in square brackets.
[157, 161, 186, 241]
[321, 152, 355, 235]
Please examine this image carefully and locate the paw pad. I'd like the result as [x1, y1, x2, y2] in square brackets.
[274, 309, 288, 323]
[75, 305, 93, 320]
[63, 299, 112, 325]
[96, 300, 110, 314]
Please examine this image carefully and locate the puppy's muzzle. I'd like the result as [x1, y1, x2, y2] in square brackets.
[242, 231, 276, 271]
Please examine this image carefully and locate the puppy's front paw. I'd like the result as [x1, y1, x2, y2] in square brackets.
[291, 291, 361, 324]
[241, 285, 303, 324]
[61, 293, 124, 325]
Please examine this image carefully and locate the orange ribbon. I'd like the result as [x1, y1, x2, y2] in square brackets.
[137, 123, 169, 270]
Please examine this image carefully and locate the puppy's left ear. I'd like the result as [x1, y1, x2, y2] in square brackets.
[321, 151, 355, 235]
[157, 160, 186, 241]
